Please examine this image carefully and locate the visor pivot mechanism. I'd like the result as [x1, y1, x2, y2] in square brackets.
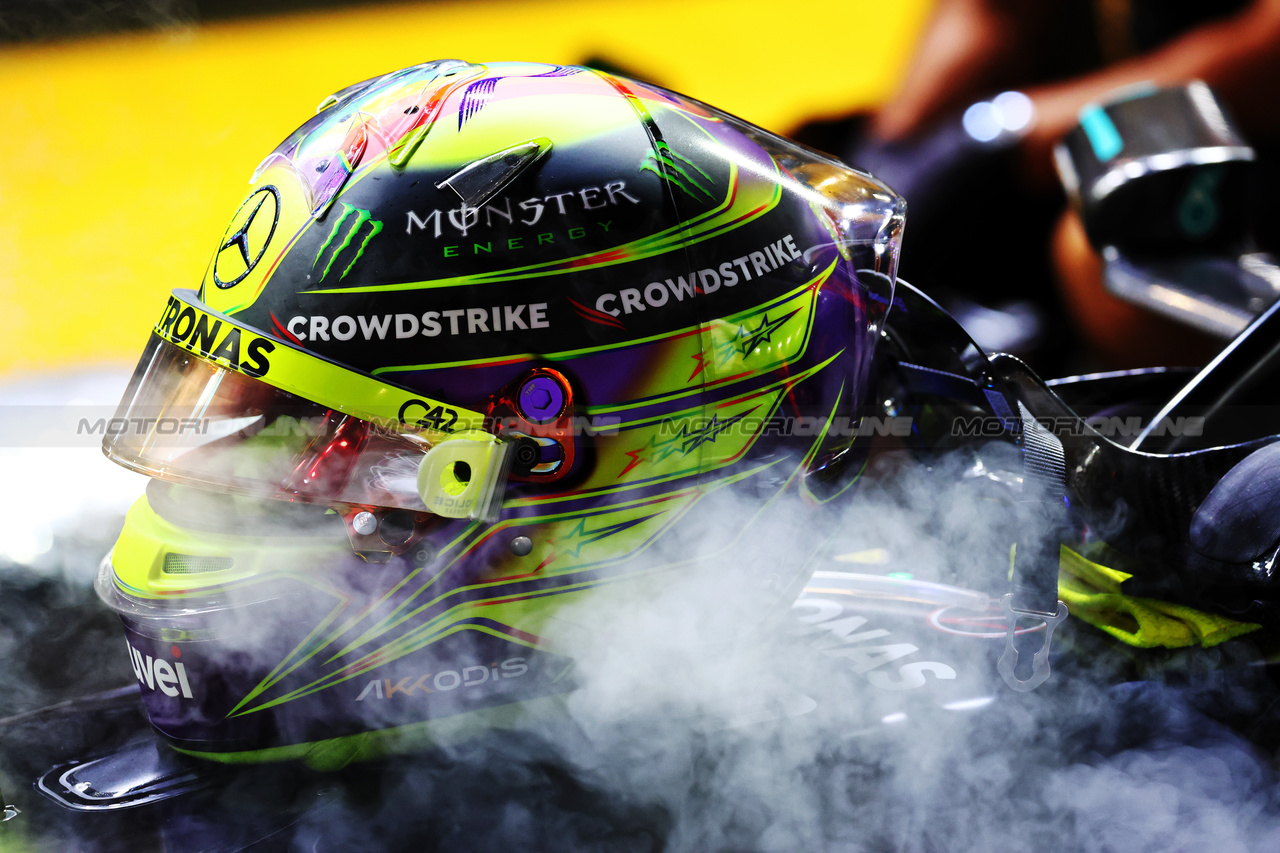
[489, 368, 575, 481]
[997, 595, 1067, 692]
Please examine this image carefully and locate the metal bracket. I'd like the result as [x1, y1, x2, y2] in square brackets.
[997, 594, 1068, 692]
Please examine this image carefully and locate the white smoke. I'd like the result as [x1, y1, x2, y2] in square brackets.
[426, 444, 1280, 852]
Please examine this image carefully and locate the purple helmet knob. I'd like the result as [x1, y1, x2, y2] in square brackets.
[518, 375, 565, 423]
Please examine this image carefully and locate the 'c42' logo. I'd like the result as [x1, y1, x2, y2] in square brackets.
[212, 186, 280, 289]
[398, 398, 459, 432]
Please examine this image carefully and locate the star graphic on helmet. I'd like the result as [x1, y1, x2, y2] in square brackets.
[651, 409, 757, 464]
[617, 409, 757, 478]
[722, 309, 803, 361]
[553, 513, 662, 559]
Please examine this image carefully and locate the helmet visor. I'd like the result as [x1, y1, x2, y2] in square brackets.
[103, 291, 511, 520]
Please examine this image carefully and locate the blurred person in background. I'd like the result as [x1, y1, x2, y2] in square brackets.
[800, 0, 1280, 370]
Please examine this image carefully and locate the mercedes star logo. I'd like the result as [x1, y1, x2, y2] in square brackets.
[212, 185, 280, 289]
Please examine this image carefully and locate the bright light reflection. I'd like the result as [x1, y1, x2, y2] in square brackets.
[993, 91, 1034, 132]
[942, 696, 997, 712]
[963, 102, 1002, 142]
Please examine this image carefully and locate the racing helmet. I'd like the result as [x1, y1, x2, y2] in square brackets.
[95, 60, 906, 766]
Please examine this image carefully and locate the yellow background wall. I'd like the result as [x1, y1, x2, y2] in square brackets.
[0, 0, 930, 377]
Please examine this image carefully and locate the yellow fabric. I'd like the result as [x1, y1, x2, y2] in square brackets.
[0, 0, 933, 378]
[1058, 545, 1261, 649]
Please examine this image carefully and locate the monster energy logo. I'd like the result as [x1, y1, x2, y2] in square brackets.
[315, 204, 383, 281]
[640, 141, 714, 201]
